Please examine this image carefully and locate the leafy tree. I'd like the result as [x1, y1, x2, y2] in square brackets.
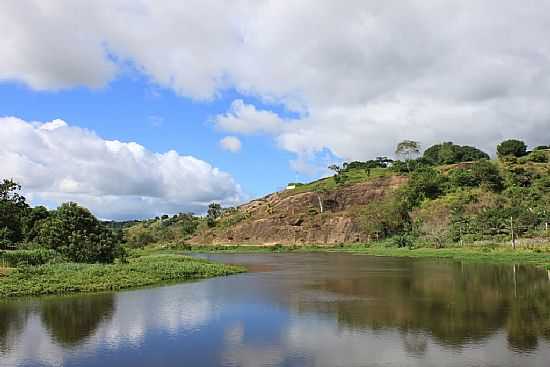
[395, 140, 421, 171]
[37, 202, 123, 263]
[0, 179, 29, 248]
[423, 142, 489, 165]
[497, 139, 528, 158]
[528, 150, 548, 163]
[361, 195, 409, 240]
[401, 167, 447, 207]
[22, 206, 50, 243]
[207, 203, 223, 227]
[328, 164, 347, 184]
[471, 160, 503, 191]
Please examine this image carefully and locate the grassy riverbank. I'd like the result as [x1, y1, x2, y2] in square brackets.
[0, 253, 245, 297]
[186, 242, 550, 269]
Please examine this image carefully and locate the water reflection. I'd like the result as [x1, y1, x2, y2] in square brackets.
[1, 253, 550, 367]
[0, 301, 30, 353]
[40, 294, 115, 347]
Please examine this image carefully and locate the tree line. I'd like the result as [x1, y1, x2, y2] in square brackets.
[0, 180, 124, 263]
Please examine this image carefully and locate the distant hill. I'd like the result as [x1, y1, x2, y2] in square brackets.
[125, 147, 550, 248]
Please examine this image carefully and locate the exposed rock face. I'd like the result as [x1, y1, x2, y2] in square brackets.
[191, 175, 407, 245]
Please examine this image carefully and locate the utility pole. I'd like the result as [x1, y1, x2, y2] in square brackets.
[510, 217, 516, 250]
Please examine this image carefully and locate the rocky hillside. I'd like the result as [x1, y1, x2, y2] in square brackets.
[191, 175, 407, 245]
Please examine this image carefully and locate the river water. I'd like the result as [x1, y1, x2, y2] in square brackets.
[1, 253, 550, 367]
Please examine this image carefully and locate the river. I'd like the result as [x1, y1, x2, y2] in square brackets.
[1, 253, 550, 366]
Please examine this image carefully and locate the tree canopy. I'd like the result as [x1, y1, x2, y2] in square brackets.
[423, 142, 489, 165]
[497, 139, 528, 157]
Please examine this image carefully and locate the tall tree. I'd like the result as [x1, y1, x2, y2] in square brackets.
[0, 179, 29, 248]
[395, 140, 421, 172]
[497, 139, 528, 158]
[207, 203, 223, 227]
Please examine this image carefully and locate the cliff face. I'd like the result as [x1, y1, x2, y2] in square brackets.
[191, 175, 407, 245]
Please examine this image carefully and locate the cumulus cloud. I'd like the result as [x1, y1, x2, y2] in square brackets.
[214, 100, 286, 135]
[1, 1, 550, 172]
[219, 136, 242, 153]
[0, 117, 242, 220]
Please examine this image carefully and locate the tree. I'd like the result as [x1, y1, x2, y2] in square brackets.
[423, 142, 489, 165]
[207, 203, 223, 227]
[328, 164, 346, 184]
[395, 140, 421, 172]
[37, 202, 123, 263]
[401, 166, 447, 207]
[0, 179, 29, 248]
[497, 139, 527, 158]
[22, 205, 50, 243]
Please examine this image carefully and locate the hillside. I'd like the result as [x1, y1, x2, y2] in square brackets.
[190, 147, 550, 247]
[120, 143, 550, 248]
[191, 175, 407, 245]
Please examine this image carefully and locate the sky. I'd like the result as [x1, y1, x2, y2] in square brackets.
[1, 1, 550, 220]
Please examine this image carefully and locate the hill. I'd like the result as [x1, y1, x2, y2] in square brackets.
[123, 143, 550, 249]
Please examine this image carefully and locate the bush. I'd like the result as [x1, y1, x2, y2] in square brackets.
[37, 202, 123, 263]
[361, 195, 410, 240]
[0, 248, 63, 267]
[401, 166, 447, 207]
[497, 139, 528, 158]
[470, 160, 504, 191]
[528, 150, 548, 163]
[423, 142, 489, 165]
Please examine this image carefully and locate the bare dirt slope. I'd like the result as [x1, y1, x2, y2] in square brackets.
[191, 175, 407, 245]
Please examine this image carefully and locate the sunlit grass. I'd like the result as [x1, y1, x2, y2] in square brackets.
[0, 253, 245, 297]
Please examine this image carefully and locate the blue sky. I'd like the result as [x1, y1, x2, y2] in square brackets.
[1, 1, 549, 219]
[0, 76, 303, 199]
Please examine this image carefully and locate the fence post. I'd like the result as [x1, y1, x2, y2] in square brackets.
[510, 217, 516, 250]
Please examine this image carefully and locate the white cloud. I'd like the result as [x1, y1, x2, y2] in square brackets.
[219, 136, 242, 153]
[1, 1, 550, 172]
[0, 117, 242, 220]
[214, 100, 286, 135]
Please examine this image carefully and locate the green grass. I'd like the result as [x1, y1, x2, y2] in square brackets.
[188, 242, 550, 269]
[0, 253, 245, 297]
[281, 167, 392, 197]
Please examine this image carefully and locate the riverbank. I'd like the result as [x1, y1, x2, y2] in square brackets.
[0, 253, 245, 297]
[186, 242, 550, 269]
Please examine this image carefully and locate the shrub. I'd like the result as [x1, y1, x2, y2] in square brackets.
[361, 195, 410, 240]
[423, 142, 489, 165]
[528, 150, 548, 163]
[0, 248, 63, 267]
[497, 139, 528, 158]
[470, 160, 504, 191]
[401, 166, 447, 207]
[37, 202, 123, 263]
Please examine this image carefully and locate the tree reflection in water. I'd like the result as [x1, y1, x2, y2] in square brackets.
[40, 293, 115, 347]
[0, 301, 30, 353]
[297, 259, 550, 352]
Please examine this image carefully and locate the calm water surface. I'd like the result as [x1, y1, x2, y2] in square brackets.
[1, 253, 550, 367]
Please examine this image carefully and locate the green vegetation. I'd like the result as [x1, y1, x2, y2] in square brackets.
[0, 179, 124, 263]
[0, 252, 245, 297]
[0, 180, 244, 297]
[423, 142, 489, 165]
[497, 139, 528, 158]
[186, 242, 550, 269]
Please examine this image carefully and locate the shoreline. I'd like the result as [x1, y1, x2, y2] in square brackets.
[186, 242, 550, 269]
[0, 253, 245, 298]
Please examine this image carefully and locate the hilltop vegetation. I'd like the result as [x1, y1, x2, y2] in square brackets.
[2, 138, 549, 269]
[188, 139, 549, 248]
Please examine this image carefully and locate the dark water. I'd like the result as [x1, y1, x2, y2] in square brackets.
[2, 253, 550, 367]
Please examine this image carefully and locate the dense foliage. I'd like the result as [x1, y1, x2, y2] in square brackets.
[37, 203, 124, 263]
[0, 181, 123, 263]
[423, 142, 489, 165]
[497, 139, 528, 157]
[0, 180, 29, 248]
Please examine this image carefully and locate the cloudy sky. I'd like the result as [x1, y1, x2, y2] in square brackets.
[1, 1, 550, 219]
